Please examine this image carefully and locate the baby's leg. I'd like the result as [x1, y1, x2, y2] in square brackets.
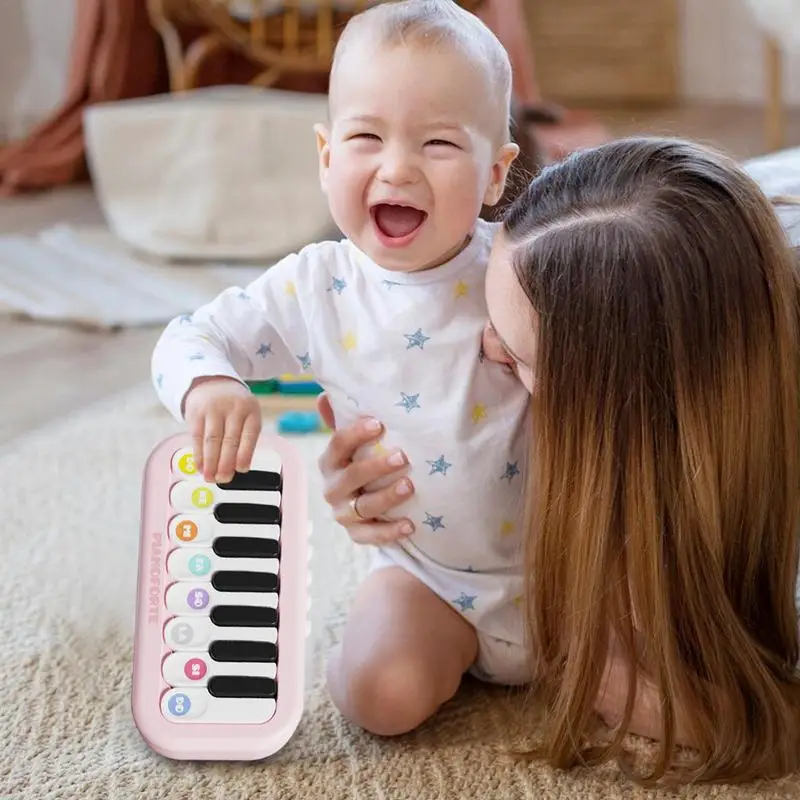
[326, 566, 478, 736]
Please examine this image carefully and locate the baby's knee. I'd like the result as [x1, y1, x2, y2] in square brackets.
[327, 650, 451, 737]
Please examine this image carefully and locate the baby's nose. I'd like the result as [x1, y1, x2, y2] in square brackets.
[378, 146, 416, 185]
[481, 322, 513, 365]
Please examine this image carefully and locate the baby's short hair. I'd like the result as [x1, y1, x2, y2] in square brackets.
[331, 0, 513, 140]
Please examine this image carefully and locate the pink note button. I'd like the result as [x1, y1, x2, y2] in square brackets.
[184, 657, 208, 681]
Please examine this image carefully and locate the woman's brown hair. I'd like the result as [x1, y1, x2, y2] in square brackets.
[503, 137, 800, 785]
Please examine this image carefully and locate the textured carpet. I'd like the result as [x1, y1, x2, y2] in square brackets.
[1, 385, 798, 800]
[0, 225, 268, 329]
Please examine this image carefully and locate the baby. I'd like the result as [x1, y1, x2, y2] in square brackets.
[152, 0, 531, 734]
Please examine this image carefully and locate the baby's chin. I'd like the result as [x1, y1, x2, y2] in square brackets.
[347, 238, 438, 273]
[351, 233, 465, 274]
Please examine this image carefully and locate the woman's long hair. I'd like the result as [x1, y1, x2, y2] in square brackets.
[504, 137, 800, 784]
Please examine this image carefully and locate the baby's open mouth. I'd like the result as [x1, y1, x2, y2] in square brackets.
[371, 203, 428, 239]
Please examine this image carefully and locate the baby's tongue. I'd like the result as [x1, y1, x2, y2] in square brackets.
[374, 204, 425, 238]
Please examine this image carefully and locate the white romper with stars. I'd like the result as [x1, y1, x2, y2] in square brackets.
[151, 218, 532, 684]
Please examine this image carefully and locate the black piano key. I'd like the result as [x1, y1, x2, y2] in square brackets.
[211, 570, 279, 592]
[217, 470, 282, 492]
[210, 605, 278, 627]
[209, 639, 278, 662]
[213, 537, 280, 559]
[214, 503, 281, 525]
[207, 675, 277, 699]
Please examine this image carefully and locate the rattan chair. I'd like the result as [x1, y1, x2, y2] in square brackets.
[147, 0, 485, 92]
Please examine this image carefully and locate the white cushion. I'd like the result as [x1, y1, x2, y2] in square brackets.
[84, 86, 335, 261]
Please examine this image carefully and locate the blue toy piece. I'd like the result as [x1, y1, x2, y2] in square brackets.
[276, 411, 329, 435]
[277, 381, 323, 395]
[276, 373, 323, 395]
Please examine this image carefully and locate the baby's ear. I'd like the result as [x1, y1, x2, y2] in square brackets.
[483, 142, 520, 207]
[314, 123, 331, 192]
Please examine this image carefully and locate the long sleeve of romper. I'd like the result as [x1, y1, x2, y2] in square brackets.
[151, 253, 311, 422]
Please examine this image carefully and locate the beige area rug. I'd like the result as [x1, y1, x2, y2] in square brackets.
[1, 385, 798, 800]
[0, 225, 270, 329]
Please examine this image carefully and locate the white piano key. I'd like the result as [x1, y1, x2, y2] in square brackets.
[162, 652, 277, 687]
[161, 688, 276, 724]
[164, 616, 277, 651]
[166, 548, 279, 580]
[211, 522, 282, 541]
[169, 480, 281, 513]
[168, 515, 281, 546]
[170, 446, 283, 479]
[165, 582, 278, 614]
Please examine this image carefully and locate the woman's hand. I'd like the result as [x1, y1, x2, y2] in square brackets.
[316, 393, 415, 544]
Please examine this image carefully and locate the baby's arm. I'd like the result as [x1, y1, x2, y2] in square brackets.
[151, 253, 311, 479]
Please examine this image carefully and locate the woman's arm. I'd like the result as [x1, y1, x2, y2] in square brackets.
[594, 636, 692, 746]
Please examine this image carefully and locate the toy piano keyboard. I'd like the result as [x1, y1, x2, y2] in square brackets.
[132, 432, 309, 760]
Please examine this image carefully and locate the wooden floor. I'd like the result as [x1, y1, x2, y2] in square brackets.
[2, 102, 799, 446]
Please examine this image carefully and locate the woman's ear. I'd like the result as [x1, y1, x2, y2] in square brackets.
[483, 142, 520, 207]
[314, 123, 331, 193]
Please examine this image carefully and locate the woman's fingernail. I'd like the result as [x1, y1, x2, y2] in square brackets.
[364, 418, 382, 432]
[396, 478, 412, 495]
[399, 522, 414, 535]
[387, 451, 406, 467]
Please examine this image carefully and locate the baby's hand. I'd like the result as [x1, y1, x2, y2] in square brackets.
[184, 377, 262, 482]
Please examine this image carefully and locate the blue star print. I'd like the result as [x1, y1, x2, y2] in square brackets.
[423, 512, 445, 532]
[179, 313, 192, 324]
[452, 592, 477, 612]
[396, 392, 420, 412]
[329, 277, 347, 294]
[256, 343, 272, 358]
[404, 328, 430, 350]
[382, 279, 402, 290]
[297, 352, 311, 371]
[238, 291, 250, 300]
[501, 461, 520, 482]
[426, 455, 452, 476]
[156, 373, 164, 388]
[188, 353, 205, 361]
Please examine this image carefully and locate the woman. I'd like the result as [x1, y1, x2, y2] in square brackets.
[316, 137, 800, 785]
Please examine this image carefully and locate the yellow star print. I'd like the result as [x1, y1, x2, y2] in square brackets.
[454, 280, 469, 299]
[513, 594, 523, 608]
[284, 280, 297, 297]
[341, 331, 357, 352]
[373, 441, 388, 456]
[500, 520, 515, 537]
[471, 403, 487, 424]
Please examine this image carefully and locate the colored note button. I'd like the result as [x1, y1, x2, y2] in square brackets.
[170, 447, 201, 478]
[170, 481, 216, 512]
[162, 688, 206, 721]
[168, 515, 212, 546]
